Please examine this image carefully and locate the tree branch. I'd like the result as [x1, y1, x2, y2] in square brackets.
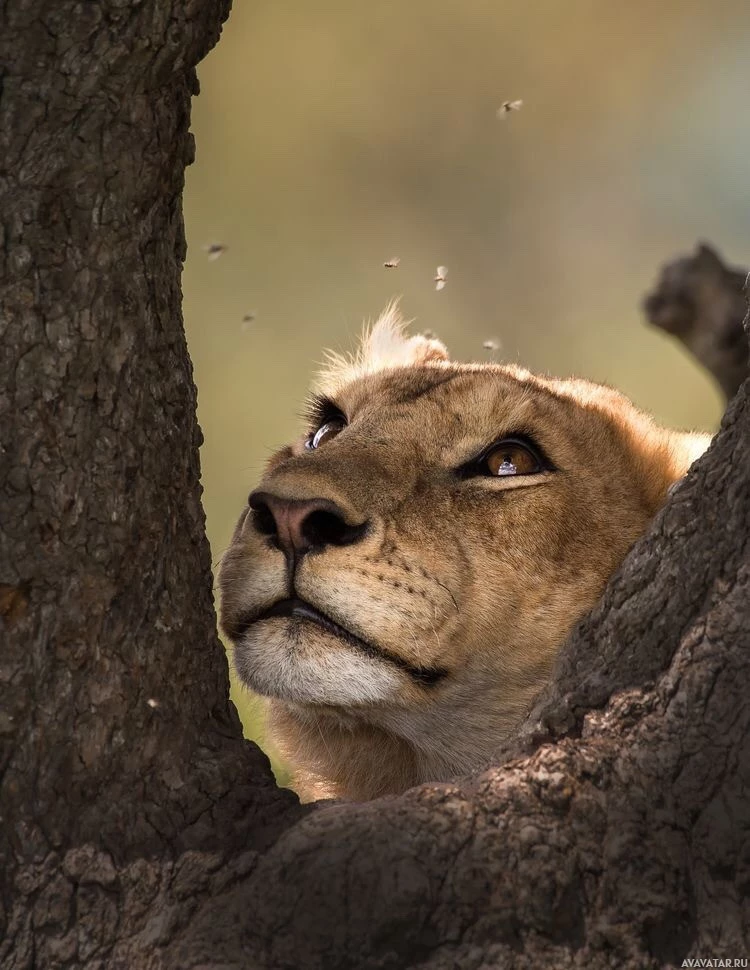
[642, 242, 748, 401]
[2, 2, 748, 960]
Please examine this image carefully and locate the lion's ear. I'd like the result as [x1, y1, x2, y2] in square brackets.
[359, 302, 450, 370]
[615, 416, 712, 514]
[316, 301, 449, 395]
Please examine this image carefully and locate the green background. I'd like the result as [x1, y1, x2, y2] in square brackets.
[182, 1, 749, 777]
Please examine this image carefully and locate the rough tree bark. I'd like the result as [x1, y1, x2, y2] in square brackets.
[0, 2, 301, 965]
[1, 3, 748, 969]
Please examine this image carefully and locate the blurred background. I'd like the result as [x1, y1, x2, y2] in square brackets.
[183, 0, 749, 776]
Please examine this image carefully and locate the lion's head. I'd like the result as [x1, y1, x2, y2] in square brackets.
[219, 305, 709, 801]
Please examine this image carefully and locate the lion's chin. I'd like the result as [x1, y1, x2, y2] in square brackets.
[232, 616, 404, 706]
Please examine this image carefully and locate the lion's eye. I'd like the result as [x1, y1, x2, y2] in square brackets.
[306, 419, 346, 450]
[480, 439, 544, 477]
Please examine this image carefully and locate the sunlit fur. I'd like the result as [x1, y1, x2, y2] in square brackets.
[219, 305, 711, 802]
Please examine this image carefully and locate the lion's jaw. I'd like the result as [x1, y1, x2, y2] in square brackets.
[219, 306, 710, 802]
[221, 523, 551, 795]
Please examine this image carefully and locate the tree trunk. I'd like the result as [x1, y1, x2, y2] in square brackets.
[0, 1, 301, 964]
[1, 3, 748, 969]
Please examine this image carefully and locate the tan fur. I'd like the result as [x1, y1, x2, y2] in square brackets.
[219, 306, 711, 802]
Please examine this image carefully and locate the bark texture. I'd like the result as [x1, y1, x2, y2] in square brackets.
[1, 3, 749, 969]
[0, 2, 302, 965]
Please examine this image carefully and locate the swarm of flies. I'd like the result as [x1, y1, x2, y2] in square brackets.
[206, 96, 526, 319]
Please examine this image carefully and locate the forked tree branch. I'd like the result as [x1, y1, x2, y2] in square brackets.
[1, 1, 748, 962]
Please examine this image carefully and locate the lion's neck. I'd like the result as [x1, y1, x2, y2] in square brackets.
[267, 702, 420, 801]
[267, 686, 532, 802]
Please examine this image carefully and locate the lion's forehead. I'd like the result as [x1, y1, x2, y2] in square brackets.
[328, 364, 611, 456]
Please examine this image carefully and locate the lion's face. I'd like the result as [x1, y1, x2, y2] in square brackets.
[219, 307, 708, 798]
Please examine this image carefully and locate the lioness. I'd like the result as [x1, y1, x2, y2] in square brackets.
[219, 305, 710, 802]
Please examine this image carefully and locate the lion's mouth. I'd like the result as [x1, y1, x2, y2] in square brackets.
[233, 596, 447, 687]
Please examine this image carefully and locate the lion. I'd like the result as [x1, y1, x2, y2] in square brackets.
[219, 304, 711, 802]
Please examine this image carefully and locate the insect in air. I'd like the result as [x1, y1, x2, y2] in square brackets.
[497, 100, 523, 119]
[434, 266, 448, 291]
[383, 257, 400, 268]
[241, 312, 256, 332]
[482, 338, 501, 361]
[203, 243, 228, 261]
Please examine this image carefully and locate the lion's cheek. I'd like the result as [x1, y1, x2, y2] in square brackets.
[298, 569, 459, 670]
[217, 543, 286, 635]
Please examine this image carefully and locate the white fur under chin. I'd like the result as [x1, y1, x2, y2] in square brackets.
[233, 619, 402, 705]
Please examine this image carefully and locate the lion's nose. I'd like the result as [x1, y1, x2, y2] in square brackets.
[248, 490, 368, 559]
